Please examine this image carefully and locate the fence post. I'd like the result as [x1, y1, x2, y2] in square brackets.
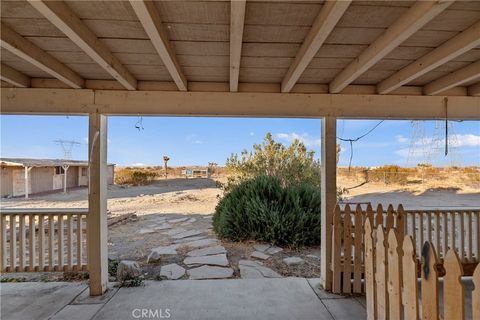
[443, 250, 464, 320]
[364, 219, 376, 320]
[353, 204, 363, 293]
[473, 264, 480, 320]
[421, 242, 439, 320]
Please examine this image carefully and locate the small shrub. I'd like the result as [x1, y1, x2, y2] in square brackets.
[213, 175, 321, 248]
[367, 165, 410, 185]
[108, 258, 119, 278]
[115, 168, 158, 186]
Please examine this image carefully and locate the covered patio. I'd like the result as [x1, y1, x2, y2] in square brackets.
[1, 0, 479, 319]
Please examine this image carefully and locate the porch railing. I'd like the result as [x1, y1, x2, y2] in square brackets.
[331, 204, 480, 294]
[0, 208, 88, 273]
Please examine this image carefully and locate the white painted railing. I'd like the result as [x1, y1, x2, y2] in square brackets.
[0, 208, 88, 272]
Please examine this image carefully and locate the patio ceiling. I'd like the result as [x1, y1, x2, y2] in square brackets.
[0, 0, 479, 118]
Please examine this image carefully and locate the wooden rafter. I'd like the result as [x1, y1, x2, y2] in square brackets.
[424, 60, 480, 95]
[0, 23, 84, 88]
[0, 63, 30, 88]
[377, 20, 480, 94]
[230, 0, 246, 92]
[129, 0, 187, 91]
[467, 82, 480, 96]
[28, 0, 137, 90]
[281, 0, 351, 93]
[329, 0, 453, 94]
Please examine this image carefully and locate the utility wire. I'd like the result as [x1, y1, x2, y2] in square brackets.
[337, 120, 385, 170]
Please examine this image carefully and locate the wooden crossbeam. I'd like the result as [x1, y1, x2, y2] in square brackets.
[230, 0, 246, 92]
[129, 0, 187, 91]
[281, 0, 351, 93]
[0, 23, 84, 89]
[424, 60, 480, 95]
[468, 82, 480, 96]
[1, 88, 478, 120]
[377, 20, 480, 94]
[0, 63, 30, 88]
[329, 0, 453, 93]
[28, 0, 136, 90]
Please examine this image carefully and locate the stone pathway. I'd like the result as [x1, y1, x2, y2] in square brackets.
[108, 213, 319, 281]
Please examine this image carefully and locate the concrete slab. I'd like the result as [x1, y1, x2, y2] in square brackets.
[0, 282, 87, 320]
[93, 279, 334, 320]
[50, 304, 103, 320]
[322, 298, 367, 319]
[306, 278, 344, 299]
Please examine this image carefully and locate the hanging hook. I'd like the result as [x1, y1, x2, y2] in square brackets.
[135, 115, 144, 131]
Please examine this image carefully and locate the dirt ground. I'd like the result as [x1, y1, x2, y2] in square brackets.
[1, 174, 479, 281]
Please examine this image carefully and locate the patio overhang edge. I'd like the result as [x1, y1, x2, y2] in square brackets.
[1, 87, 479, 120]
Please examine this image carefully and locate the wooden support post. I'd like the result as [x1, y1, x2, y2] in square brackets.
[62, 165, 69, 194]
[24, 166, 31, 198]
[320, 116, 337, 290]
[87, 112, 108, 296]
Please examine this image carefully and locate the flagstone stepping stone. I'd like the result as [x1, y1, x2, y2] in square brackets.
[184, 254, 229, 267]
[265, 246, 283, 255]
[173, 236, 207, 244]
[306, 254, 319, 259]
[238, 260, 282, 279]
[187, 218, 197, 223]
[180, 239, 219, 249]
[147, 245, 179, 263]
[168, 217, 189, 224]
[187, 245, 226, 257]
[253, 244, 271, 252]
[187, 266, 233, 280]
[163, 228, 187, 236]
[160, 263, 185, 280]
[250, 251, 270, 260]
[138, 228, 156, 235]
[154, 223, 172, 231]
[283, 257, 304, 266]
[172, 230, 203, 239]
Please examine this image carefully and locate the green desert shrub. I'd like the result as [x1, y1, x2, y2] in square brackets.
[213, 175, 321, 248]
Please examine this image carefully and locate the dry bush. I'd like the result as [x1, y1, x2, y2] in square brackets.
[115, 168, 158, 186]
[367, 165, 413, 185]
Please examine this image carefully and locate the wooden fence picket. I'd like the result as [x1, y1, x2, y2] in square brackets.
[343, 205, 353, 294]
[364, 219, 376, 320]
[376, 204, 383, 227]
[366, 203, 374, 228]
[375, 225, 388, 320]
[443, 250, 464, 320]
[28, 214, 36, 271]
[332, 205, 342, 293]
[386, 204, 394, 232]
[421, 242, 439, 320]
[396, 204, 405, 240]
[402, 236, 418, 320]
[387, 230, 401, 320]
[353, 205, 363, 293]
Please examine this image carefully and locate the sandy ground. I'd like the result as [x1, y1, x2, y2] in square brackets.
[1, 176, 478, 281]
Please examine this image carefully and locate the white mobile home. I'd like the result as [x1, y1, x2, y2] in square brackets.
[0, 158, 114, 198]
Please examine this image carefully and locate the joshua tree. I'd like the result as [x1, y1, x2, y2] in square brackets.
[208, 162, 218, 177]
[163, 156, 170, 178]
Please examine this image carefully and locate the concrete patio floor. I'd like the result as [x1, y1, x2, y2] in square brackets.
[1, 278, 365, 320]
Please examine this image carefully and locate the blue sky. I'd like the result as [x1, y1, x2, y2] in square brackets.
[1, 115, 479, 167]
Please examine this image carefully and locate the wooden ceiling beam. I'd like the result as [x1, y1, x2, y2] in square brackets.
[467, 82, 480, 96]
[329, 0, 453, 94]
[424, 60, 480, 95]
[129, 0, 187, 91]
[0, 23, 84, 88]
[28, 0, 137, 90]
[281, 0, 351, 93]
[0, 63, 31, 88]
[2, 88, 478, 120]
[230, 0, 246, 92]
[377, 20, 480, 94]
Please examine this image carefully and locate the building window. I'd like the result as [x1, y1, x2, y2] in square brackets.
[81, 167, 87, 176]
[55, 166, 65, 175]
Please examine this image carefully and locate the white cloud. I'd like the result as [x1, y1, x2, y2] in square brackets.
[249, 132, 255, 136]
[275, 132, 321, 147]
[450, 134, 480, 147]
[194, 140, 204, 144]
[395, 135, 409, 143]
